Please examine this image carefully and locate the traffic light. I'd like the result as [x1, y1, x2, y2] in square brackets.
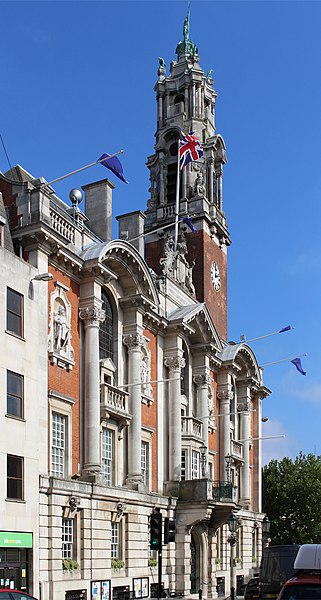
[164, 517, 175, 544]
[150, 509, 162, 550]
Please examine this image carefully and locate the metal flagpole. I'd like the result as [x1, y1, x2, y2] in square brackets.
[261, 353, 307, 367]
[174, 144, 181, 251]
[240, 327, 294, 343]
[43, 150, 124, 187]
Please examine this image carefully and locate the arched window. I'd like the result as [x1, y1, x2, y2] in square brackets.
[99, 291, 113, 360]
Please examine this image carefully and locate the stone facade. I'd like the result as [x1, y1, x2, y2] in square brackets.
[0, 10, 270, 600]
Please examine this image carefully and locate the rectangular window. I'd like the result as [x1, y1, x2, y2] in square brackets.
[51, 413, 66, 477]
[7, 371, 23, 419]
[7, 288, 23, 337]
[111, 522, 120, 559]
[141, 441, 148, 485]
[102, 428, 113, 485]
[62, 518, 73, 560]
[7, 454, 23, 500]
[181, 449, 187, 480]
[191, 450, 200, 479]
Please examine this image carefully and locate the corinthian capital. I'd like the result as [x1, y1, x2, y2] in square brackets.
[79, 305, 105, 326]
[164, 356, 186, 372]
[217, 385, 234, 402]
[123, 333, 144, 350]
[194, 373, 212, 388]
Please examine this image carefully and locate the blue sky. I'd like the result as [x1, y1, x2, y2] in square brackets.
[2, 0, 321, 465]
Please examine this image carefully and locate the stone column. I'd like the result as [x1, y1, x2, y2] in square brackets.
[158, 92, 164, 128]
[207, 158, 214, 206]
[79, 300, 105, 481]
[217, 383, 234, 481]
[159, 158, 165, 205]
[194, 373, 212, 474]
[238, 386, 251, 508]
[217, 165, 223, 211]
[123, 332, 144, 488]
[164, 353, 185, 481]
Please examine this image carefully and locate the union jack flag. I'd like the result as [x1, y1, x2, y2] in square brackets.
[179, 132, 204, 169]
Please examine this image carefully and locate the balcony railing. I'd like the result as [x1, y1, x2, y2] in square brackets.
[231, 439, 244, 462]
[181, 417, 202, 440]
[212, 480, 233, 501]
[100, 383, 130, 421]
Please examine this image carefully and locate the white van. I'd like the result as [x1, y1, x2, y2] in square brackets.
[277, 545, 321, 600]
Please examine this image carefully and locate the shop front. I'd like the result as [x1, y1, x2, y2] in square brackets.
[0, 532, 33, 593]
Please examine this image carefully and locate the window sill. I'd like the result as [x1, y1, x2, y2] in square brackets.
[5, 498, 26, 504]
[5, 330, 25, 342]
[5, 414, 26, 423]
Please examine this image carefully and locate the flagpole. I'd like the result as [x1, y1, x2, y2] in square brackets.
[240, 327, 294, 343]
[42, 150, 124, 187]
[261, 353, 307, 367]
[174, 145, 181, 251]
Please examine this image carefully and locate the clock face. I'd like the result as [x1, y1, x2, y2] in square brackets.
[211, 261, 221, 291]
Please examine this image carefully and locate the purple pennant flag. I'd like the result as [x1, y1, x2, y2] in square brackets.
[291, 357, 306, 376]
[98, 153, 129, 184]
[279, 325, 293, 333]
[179, 216, 197, 233]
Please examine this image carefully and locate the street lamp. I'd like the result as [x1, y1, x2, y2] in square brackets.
[225, 454, 233, 483]
[228, 513, 238, 600]
[200, 443, 207, 478]
[28, 272, 53, 299]
[262, 515, 271, 548]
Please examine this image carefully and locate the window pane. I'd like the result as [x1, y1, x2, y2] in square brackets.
[7, 288, 23, 336]
[141, 442, 147, 484]
[7, 455, 23, 500]
[7, 371, 23, 418]
[52, 413, 66, 477]
[99, 291, 113, 360]
[62, 518, 73, 560]
[111, 522, 119, 558]
[102, 428, 113, 485]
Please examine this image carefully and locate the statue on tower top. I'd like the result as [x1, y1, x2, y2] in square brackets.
[176, 0, 198, 61]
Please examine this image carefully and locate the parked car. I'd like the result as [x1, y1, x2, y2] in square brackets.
[277, 574, 321, 600]
[0, 591, 37, 600]
[277, 544, 321, 600]
[244, 578, 259, 600]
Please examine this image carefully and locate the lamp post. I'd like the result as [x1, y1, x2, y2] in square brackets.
[227, 513, 238, 600]
[262, 515, 271, 548]
[200, 443, 207, 478]
[225, 454, 232, 483]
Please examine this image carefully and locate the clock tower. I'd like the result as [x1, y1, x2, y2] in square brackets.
[144, 8, 231, 340]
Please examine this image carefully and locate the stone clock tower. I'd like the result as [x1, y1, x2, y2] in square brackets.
[144, 8, 230, 340]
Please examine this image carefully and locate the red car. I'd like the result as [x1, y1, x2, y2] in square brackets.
[0, 591, 37, 600]
[277, 574, 321, 600]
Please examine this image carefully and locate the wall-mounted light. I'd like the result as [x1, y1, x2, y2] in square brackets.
[29, 272, 53, 299]
[261, 416, 269, 423]
[32, 273, 53, 282]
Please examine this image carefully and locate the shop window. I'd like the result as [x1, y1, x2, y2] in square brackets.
[99, 291, 113, 360]
[102, 428, 114, 485]
[6, 288, 23, 337]
[7, 370, 24, 419]
[7, 454, 24, 500]
[51, 412, 67, 477]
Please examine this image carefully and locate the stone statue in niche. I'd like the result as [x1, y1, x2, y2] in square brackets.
[194, 171, 205, 196]
[54, 304, 70, 351]
[140, 351, 153, 401]
[160, 233, 177, 276]
[185, 259, 195, 295]
[48, 285, 74, 370]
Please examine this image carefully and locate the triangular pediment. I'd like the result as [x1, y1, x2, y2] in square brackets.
[168, 302, 223, 351]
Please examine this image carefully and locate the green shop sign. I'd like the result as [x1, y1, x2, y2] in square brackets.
[0, 532, 33, 548]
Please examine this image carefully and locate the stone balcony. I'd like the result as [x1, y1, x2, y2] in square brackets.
[100, 383, 131, 434]
[231, 439, 244, 464]
[181, 416, 202, 441]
